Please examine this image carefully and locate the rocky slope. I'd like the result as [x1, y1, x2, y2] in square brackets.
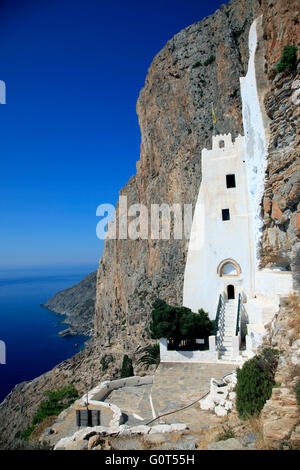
[43, 271, 96, 337]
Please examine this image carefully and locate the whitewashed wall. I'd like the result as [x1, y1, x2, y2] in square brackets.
[240, 16, 268, 277]
[183, 133, 254, 318]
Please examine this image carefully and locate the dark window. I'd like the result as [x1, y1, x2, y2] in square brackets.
[222, 209, 230, 221]
[226, 174, 236, 188]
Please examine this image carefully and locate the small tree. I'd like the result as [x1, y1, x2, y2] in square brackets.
[276, 45, 298, 73]
[120, 355, 134, 378]
[150, 299, 213, 349]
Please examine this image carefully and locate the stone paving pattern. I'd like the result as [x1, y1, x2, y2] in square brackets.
[104, 384, 153, 425]
[151, 363, 236, 417]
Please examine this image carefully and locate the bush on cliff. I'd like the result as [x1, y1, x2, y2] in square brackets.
[121, 355, 134, 378]
[21, 384, 78, 440]
[137, 344, 160, 370]
[295, 380, 300, 406]
[276, 45, 298, 73]
[236, 348, 279, 419]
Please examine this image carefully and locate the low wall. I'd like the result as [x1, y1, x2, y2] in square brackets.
[160, 350, 219, 363]
[89, 375, 153, 402]
[78, 375, 154, 429]
[255, 270, 293, 300]
[159, 337, 218, 363]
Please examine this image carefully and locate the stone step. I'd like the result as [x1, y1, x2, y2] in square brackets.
[220, 352, 233, 358]
[219, 346, 233, 352]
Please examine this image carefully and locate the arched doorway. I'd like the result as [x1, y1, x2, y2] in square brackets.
[227, 284, 235, 299]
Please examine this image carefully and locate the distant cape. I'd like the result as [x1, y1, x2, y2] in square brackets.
[42, 271, 96, 337]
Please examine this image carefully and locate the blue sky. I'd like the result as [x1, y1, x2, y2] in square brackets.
[0, 0, 225, 270]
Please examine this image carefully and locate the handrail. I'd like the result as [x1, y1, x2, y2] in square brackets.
[236, 293, 242, 336]
[214, 294, 223, 336]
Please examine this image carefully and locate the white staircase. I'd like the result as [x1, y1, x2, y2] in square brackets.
[218, 299, 238, 360]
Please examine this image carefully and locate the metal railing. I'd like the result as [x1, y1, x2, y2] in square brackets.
[236, 293, 242, 336]
[214, 294, 223, 336]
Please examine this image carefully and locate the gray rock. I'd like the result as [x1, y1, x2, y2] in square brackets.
[208, 438, 246, 450]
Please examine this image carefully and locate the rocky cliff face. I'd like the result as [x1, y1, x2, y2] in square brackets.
[0, 0, 299, 449]
[260, 0, 300, 272]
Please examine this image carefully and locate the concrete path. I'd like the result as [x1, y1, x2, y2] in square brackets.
[104, 384, 153, 425]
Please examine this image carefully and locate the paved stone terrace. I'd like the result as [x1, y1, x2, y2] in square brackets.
[151, 363, 236, 417]
[104, 384, 153, 425]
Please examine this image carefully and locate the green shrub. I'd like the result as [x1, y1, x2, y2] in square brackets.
[121, 355, 134, 378]
[100, 354, 113, 372]
[21, 425, 35, 441]
[204, 55, 215, 66]
[137, 344, 160, 369]
[20, 384, 78, 440]
[217, 425, 236, 441]
[276, 45, 298, 73]
[236, 348, 279, 419]
[295, 380, 300, 406]
[100, 356, 108, 372]
[192, 61, 201, 69]
[32, 384, 78, 426]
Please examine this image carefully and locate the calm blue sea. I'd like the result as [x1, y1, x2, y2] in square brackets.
[0, 265, 96, 403]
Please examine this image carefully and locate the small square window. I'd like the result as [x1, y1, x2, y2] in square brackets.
[226, 174, 236, 188]
[222, 209, 230, 221]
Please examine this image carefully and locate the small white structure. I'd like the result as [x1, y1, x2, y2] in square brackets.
[199, 373, 237, 416]
[169, 16, 294, 364]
